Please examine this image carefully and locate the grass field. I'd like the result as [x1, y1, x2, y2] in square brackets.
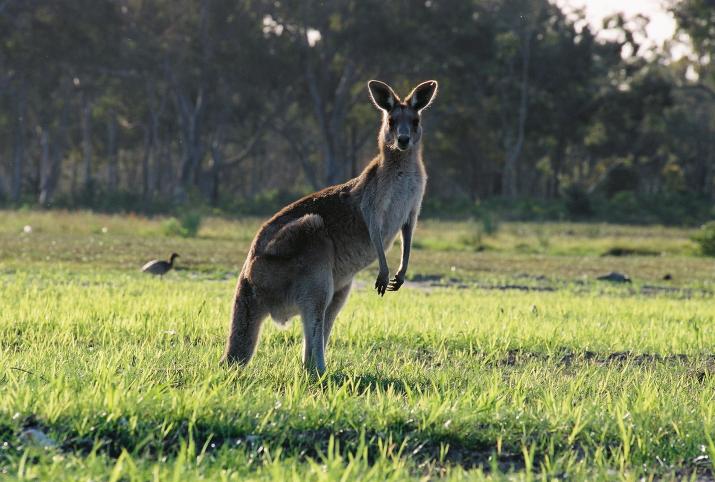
[1, 210, 714, 480]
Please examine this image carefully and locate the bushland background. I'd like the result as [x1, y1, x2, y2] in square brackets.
[1, 0, 713, 225]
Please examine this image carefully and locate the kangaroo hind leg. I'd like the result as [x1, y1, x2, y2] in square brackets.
[298, 274, 333, 375]
[323, 283, 352, 351]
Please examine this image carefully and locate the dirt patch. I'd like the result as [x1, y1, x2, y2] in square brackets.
[408, 273, 446, 283]
[403, 274, 556, 293]
[357, 273, 712, 298]
[638, 284, 712, 298]
[477, 284, 556, 292]
[497, 348, 715, 369]
[602, 247, 660, 257]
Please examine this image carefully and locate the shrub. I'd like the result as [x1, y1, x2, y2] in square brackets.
[601, 246, 659, 257]
[162, 211, 203, 238]
[564, 185, 593, 218]
[458, 219, 484, 251]
[535, 227, 551, 251]
[161, 218, 184, 237]
[604, 163, 639, 197]
[179, 211, 202, 237]
[692, 221, 715, 257]
[606, 191, 641, 223]
[480, 211, 500, 235]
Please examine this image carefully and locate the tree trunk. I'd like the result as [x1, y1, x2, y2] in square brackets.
[502, 16, 532, 199]
[0, 165, 6, 201]
[304, 59, 356, 186]
[39, 140, 64, 207]
[348, 122, 371, 179]
[38, 96, 69, 206]
[144, 78, 166, 199]
[164, 35, 207, 201]
[80, 93, 94, 198]
[149, 127, 161, 198]
[159, 135, 174, 197]
[209, 135, 224, 206]
[173, 86, 205, 202]
[706, 143, 714, 201]
[11, 88, 26, 203]
[271, 122, 319, 190]
[71, 158, 78, 199]
[106, 109, 118, 192]
[349, 125, 358, 179]
[548, 135, 566, 198]
[37, 126, 51, 205]
[141, 124, 152, 200]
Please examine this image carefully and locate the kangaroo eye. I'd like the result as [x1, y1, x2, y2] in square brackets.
[412, 118, 420, 128]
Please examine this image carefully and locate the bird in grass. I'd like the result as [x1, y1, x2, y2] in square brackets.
[141, 253, 179, 277]
[596, 271, 631, 283]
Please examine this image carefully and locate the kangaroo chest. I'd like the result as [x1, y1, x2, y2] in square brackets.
[380, 168, 425, 244]
[331, 159, 426, 285]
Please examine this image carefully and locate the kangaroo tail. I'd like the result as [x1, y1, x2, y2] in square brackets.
[221, 276, 264, 364]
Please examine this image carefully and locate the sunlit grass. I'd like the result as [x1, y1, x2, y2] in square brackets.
[415, 220, 698, 256]
[0, 210, 714, 479]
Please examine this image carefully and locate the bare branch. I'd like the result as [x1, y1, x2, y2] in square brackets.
[220, 126, 265, 168]
[677, 83, 715, 100]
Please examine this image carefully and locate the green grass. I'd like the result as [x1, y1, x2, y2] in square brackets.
[1, 210, 714, 480]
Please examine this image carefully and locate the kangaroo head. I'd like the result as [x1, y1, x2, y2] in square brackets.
[368, 80, 438, 152]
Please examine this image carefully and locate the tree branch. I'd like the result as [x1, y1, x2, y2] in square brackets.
[677, 83, 715, 100]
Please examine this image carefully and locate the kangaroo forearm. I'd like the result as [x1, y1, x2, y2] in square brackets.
[371, 233, 389, 272]
[363, 205, 389, 272]
[398, 223, 413, 274]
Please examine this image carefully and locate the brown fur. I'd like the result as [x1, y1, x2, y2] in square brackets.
[221, 80, 438, 373]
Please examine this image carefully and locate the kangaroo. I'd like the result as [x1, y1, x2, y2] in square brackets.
[221, 80, 438, 374]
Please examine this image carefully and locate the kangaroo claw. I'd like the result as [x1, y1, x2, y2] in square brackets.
[374, 276, 388, 296]
[387, 275, 404, 292]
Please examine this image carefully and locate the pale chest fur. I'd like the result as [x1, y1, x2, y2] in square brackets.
[376, 163, 426, 246]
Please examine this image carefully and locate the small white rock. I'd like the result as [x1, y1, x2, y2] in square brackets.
[23, 225, 32, 233]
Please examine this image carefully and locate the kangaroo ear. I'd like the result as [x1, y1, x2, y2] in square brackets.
[368, 80, 399, 112]
[406, 80, 438, 112]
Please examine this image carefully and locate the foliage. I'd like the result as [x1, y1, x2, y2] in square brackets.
[456, 219, 485, 251]
[161, 217, 185, 237]
[564, 185, 594, 218]
[480, 211, 500, 235]
[0, 0, 711, 210]
[692, 221, 715, 257]
[603, 164, 640, 198]
[421, 193, 713, 227]
[162, 211, 203, 238]
[179, 211, 203, 237]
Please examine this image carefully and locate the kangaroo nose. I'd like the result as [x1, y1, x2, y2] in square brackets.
[397, 135, 410, 147]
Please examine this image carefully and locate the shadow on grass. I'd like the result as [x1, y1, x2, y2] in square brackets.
[20, 415, 518, 475]
[338, 334, 715, 372]
[17, 414, 714, 479]
[6, 377, 715, 479]
[323, 371, 416, 395]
